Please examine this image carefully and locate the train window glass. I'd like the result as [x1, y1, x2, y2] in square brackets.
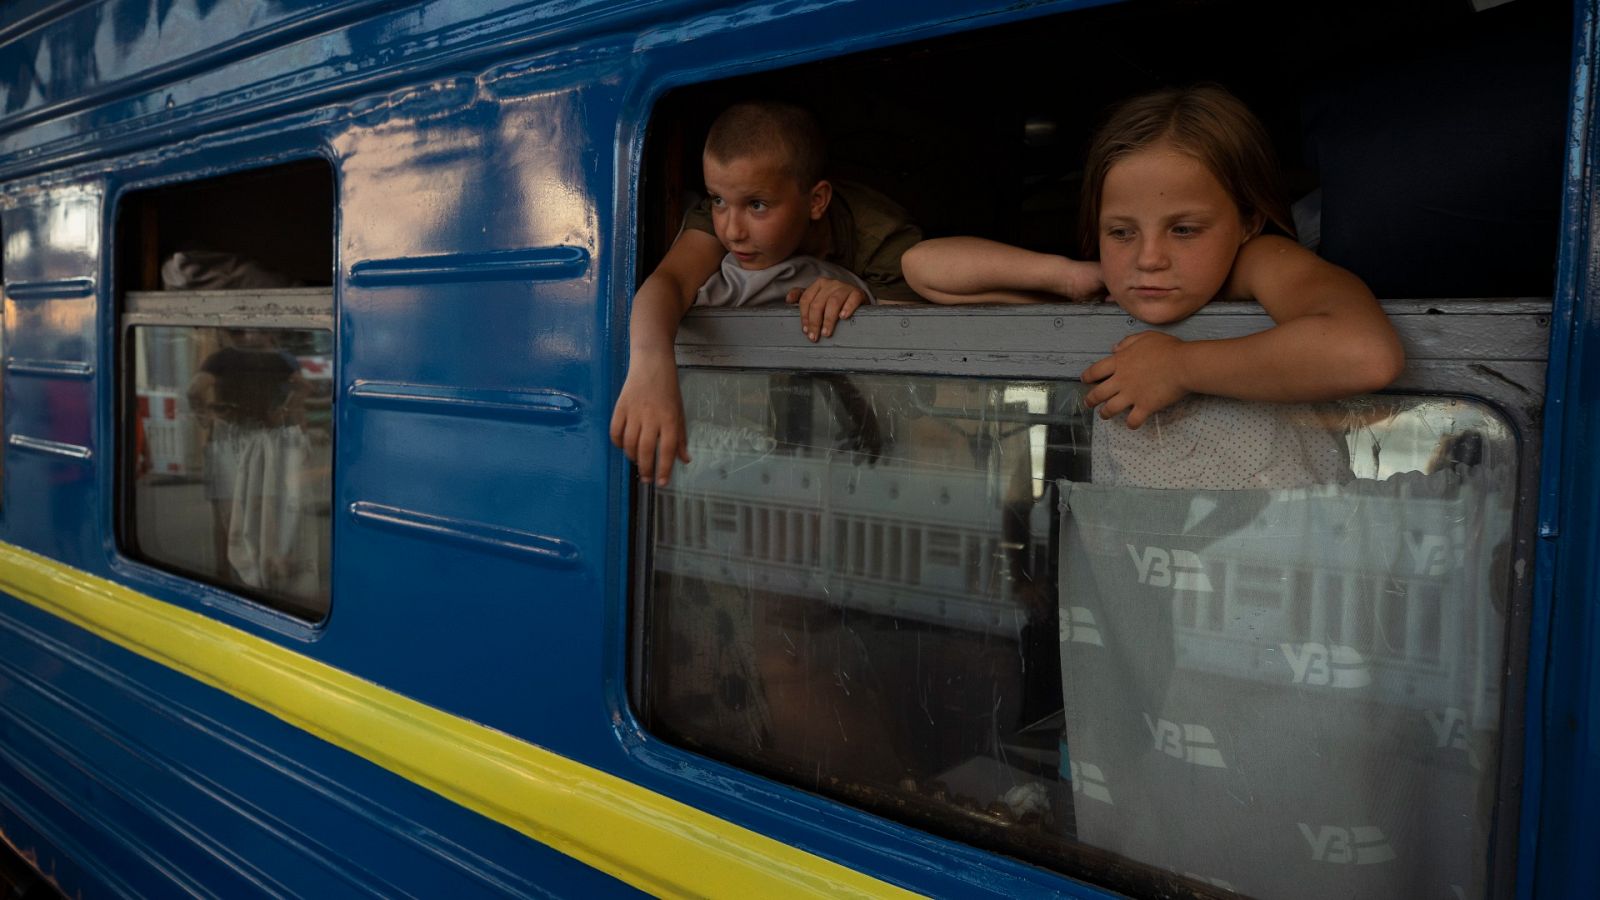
[636, 368, 1516, 898]
[116, 160, 334, 620]
[127, 322, 332, 618]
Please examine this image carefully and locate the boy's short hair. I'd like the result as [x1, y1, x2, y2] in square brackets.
[704, 101, 827, 190]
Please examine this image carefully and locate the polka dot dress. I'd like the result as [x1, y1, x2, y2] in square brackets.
[1091, 395, 1352, 489]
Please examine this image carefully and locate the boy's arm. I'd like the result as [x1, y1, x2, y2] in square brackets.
[610, 228, 725, 485]
[902, 237, 1105, 305]
[1083, 236, 1405, 428]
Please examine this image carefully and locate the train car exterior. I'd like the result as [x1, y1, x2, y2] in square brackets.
[0, 1, 1594, 898]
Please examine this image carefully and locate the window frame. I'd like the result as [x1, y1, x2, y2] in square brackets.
[631, 298, 1548, 899]
[109, 155, 339, 624]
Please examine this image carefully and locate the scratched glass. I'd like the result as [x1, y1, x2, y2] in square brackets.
[128, 326, 333, 619]
[635, 369, 1515, 900]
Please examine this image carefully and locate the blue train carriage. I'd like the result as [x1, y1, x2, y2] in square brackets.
[0, 0, 1592, 897]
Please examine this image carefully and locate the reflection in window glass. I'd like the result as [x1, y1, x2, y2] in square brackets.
[130, 326, 332, 619]
[637, 369, 1514, 900]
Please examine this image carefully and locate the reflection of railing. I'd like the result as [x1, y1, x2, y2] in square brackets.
[138, 389, 202, 476]
[1147, 487, 1508, 721]
[654, 449, 1028, 636]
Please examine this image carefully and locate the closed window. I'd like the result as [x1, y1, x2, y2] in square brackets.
[636, 366, 1517, 899]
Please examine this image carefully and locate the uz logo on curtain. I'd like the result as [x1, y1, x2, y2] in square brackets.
[1127, 545, 1213, 592]
[1144, 714, 1227, 768]
[1403, 531, 1455, 576]
[1280, 643, 1373, 688]
[1298, 824, 1396, 865]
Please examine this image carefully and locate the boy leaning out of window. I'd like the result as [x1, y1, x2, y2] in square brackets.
[611, 100, 924, 486]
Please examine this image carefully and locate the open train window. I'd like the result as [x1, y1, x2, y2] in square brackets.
[115, 159, 334, 621]
[630, 1, 1565, 897]
[638, 0, 1567, 302]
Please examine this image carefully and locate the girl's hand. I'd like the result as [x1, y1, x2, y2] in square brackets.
[1081, 331, 1190, 429]
[1054, 257, 1107, 303]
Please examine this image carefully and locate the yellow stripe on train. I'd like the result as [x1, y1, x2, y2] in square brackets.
[0, 540, 918, 899]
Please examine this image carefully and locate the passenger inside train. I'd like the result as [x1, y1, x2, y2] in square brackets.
[903, 84, 1404, 476]
[610, 100, 924, 487]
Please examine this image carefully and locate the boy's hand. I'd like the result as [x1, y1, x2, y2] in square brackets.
[610, 353, 691, 486]
[1081, 332, 1190, 429]
[786, 277, 867, 342]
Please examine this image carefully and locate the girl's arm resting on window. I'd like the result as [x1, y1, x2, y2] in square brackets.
[1082, 237, 1404, 428]
[1190, 235, 1406, 400]
[902, 237, 1105, 305]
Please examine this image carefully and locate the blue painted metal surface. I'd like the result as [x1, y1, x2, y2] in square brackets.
[1524, 1, 1600, 897]
[0, 0, 1589, 897]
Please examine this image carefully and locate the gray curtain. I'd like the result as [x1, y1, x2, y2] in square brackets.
[1058, 473, 1508, 899]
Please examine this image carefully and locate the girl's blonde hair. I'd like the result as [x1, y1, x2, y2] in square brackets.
[1078, 85, 1295, 258]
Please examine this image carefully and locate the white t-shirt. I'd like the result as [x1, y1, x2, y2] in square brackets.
[694, 253, 875, 308]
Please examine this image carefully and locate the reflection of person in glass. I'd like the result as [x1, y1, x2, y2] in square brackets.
[187, 329, 316, 597]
